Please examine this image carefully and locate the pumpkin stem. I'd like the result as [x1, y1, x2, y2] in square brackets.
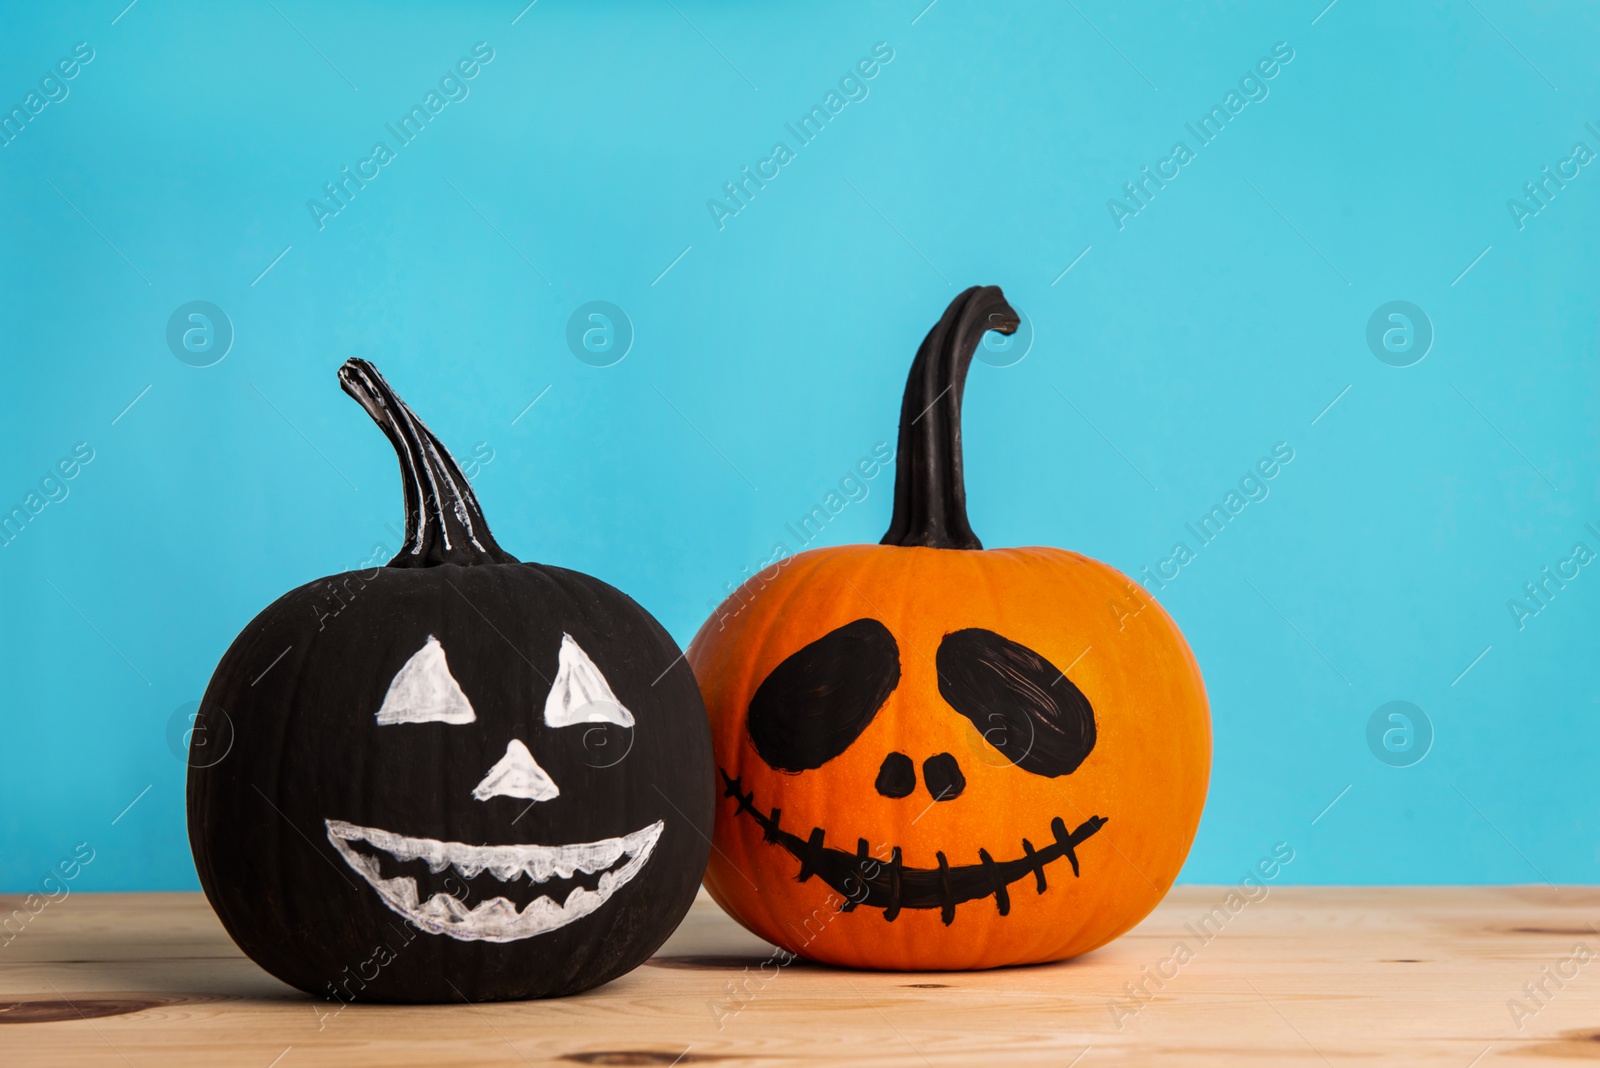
[881, 286, 1018, 551]
[338, 359, 516, 568]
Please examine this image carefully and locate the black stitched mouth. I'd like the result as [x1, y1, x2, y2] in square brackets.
[720, 768, 1107, 925]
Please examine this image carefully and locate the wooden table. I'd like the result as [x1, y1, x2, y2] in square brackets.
[3, 887, 1598, 1065]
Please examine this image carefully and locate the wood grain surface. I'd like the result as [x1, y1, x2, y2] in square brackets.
[3, 887, 1599, 1065]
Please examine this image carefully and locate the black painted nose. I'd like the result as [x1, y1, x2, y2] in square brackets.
[922, 753, 966, 801]
[875, 752, 915, 798]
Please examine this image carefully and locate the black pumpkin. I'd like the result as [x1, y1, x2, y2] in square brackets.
[187, 360, 713, 1003]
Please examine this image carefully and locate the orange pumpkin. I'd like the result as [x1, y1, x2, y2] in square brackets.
[687, 286, 1211, 970]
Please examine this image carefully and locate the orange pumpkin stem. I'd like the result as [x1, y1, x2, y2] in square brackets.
[881, 286, 1019, 551]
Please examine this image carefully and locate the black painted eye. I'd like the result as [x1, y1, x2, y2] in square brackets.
[935, 628, 1096, 777]
[746, 618, 900, 772]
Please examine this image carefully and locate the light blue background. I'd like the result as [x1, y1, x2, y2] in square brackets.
[2, 0, 1596, 892]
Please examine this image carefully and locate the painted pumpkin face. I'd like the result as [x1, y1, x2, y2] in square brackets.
[188, 361, 712, 1002]
[688, 288, 1210, 970]
[321, 630, 660, 946]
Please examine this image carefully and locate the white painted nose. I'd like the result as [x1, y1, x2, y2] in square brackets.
[472, 739, 559, 802]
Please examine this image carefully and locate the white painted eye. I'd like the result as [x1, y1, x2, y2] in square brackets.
[472, 739, 559, 802]
[543, 633, 635, 728]
[376, 635, 476, 725]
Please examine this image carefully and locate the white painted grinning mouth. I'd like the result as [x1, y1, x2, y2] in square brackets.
[324, 818, 663, 942]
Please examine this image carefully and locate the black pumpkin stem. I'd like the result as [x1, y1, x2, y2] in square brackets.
[881, 286, 1019, 551]
[338, 358, 516, 568]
